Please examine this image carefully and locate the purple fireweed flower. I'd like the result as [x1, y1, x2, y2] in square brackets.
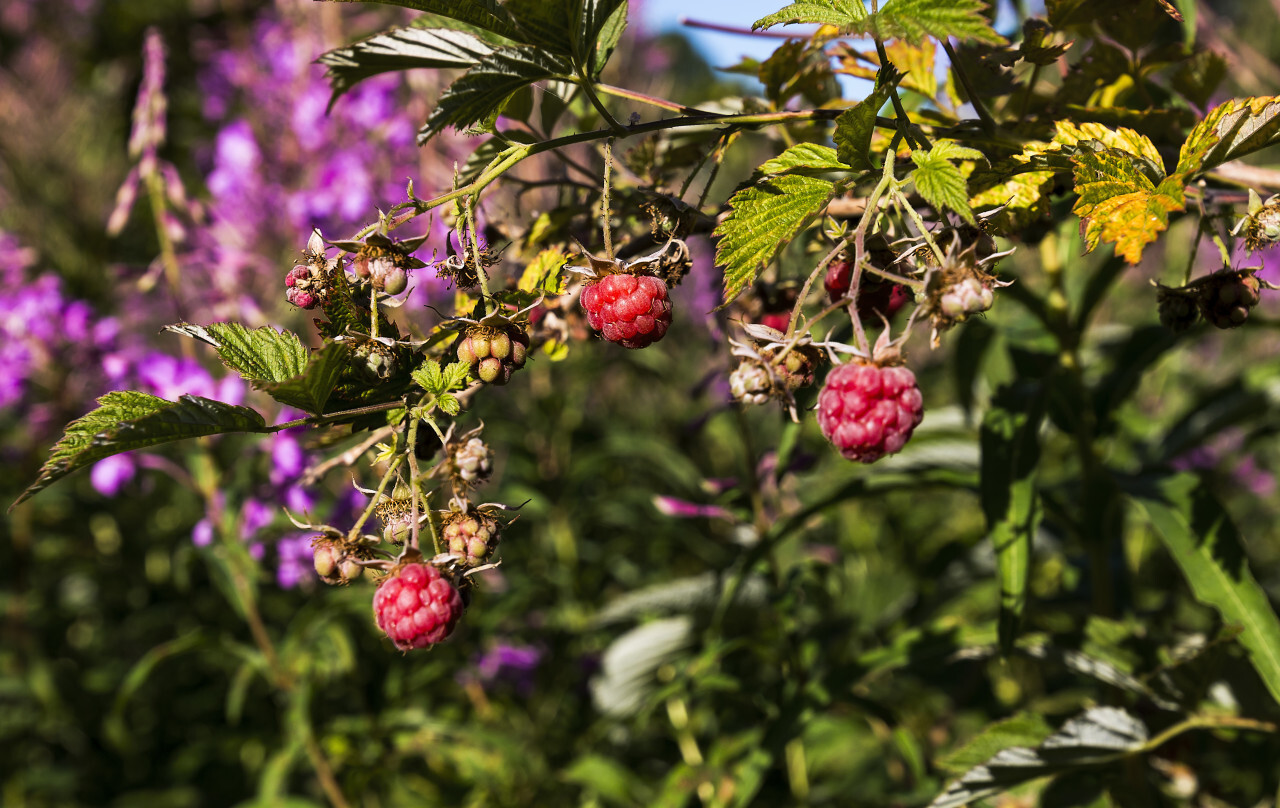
[275, 534, 315, 588]
[471, 643, 543, 695]
[652, 495, 736, 521]
[240, 497, 275, 541]
[192, 518, 214, 547]
[128, 28, 167, 159]
[91, 453, 137, 497]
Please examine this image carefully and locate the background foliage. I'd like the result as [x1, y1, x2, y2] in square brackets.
[6, 0, 1280, 806]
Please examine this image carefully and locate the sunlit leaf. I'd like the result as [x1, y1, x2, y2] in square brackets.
[13, 392, 270, 509]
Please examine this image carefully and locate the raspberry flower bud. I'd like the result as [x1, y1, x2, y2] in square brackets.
[452, 437, 494, 485]
[730, 360, 772, 405]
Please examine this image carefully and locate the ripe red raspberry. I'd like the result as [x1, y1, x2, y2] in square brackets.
[580, 274, 672, 349]
[816, 362, 923, 463]
[373, 562, 463, 650]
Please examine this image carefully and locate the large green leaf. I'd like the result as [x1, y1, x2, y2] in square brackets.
[752, 0, 869, 30]
[980, 382, 1046, 653]
[165, 323, 350, 414]
[573, 0, 628, 76]
[318, 27, 495, 102]
[505, 0, 575, 55]
[1177, 95, 1280, 176]
[754, 0, 1004, 44]
[833, 84, 891, 171]
[12, 392, 270, 509]
[713, 147, 844, 302]
[420, 46, 572, 140]
[1130, 473, 1280, 706]
[911, 140, 983, 224]
[323, 0, 521, 41]
[866, 0, 1005, 46]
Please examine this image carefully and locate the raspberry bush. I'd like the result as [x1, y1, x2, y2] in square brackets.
[10, 0, 1280, 804]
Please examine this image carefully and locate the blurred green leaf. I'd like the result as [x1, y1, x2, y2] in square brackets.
[1131, 473, 1280, 707]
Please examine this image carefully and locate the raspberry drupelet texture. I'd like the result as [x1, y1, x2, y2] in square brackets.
[580, 274, 672, 349]
[373, 563, 463, 650]
[816, 362, 924, 463]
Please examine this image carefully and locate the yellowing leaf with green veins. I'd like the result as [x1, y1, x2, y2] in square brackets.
[970, 170, 1055, 233]
[1071, 145, 1185, 264]
[520, 248, 570, 294]
[1178, 95, 1280, 176]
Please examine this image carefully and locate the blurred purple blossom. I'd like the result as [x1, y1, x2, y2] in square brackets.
[652, 495, 735, 521]
[275, 534, 316, 589]
[471, 643, 543, 695]
[191, 518, 214, 548]
[91, 453, 137, 497]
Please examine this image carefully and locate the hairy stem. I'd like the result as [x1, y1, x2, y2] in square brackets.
[347, 454, 404, 542]
[943, 40, 997, 136]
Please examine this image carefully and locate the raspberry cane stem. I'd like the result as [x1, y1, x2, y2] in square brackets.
[347, 454, 404, 543]
[787, 237, 848, 341]
[463, 198, 495, 317]
[845, 152, 899, 355]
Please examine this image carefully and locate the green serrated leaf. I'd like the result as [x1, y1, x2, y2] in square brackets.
[165, 323, 308, 384]
[572, 0, 628, 76]
[12, 392, 269, 509]
[420, 46, 572, 141]
[833, 85, 890, 171]
[865, 0, 1006, 46]
[911, 142, 978, 224]
[1130, 473, 1280, 707]
[440, 361, 471, 391]
[436, 394, 461, 416]
[752, 0, 868, 31]
[757, 143, 849, 174]
[255, 342, 350, 415]
[327, 0, 521, 41]
[505, 0, 575, 55]
[318, 27, 495, 103]
[412, 359, 446, 394]
[981, 383, 1046, 652]
[969, 169, 1055, 234]
[1177, 95, 1280, 176]
[714, 161, 839, 302]
[1071, 144, 1184, 264]
[166, 323, 347, 415]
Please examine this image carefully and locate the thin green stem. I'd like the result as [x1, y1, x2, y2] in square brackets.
[405, 417, 422, 553]
[892, 189, 946, 264]
[271, 401, 406, 432]
[602, 138, 615, 260]
[846, 152, 900, 355]
[463, 198, 495, 317]
[943, 40, 997, 136]
[594, 82, 715, 116]
[577, 74, 627, 134]
[1018, 64, 1041, 124]
[347, 455, 404, 542]
[875, 38, 930, 151]
[787, 237, 849, 341]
